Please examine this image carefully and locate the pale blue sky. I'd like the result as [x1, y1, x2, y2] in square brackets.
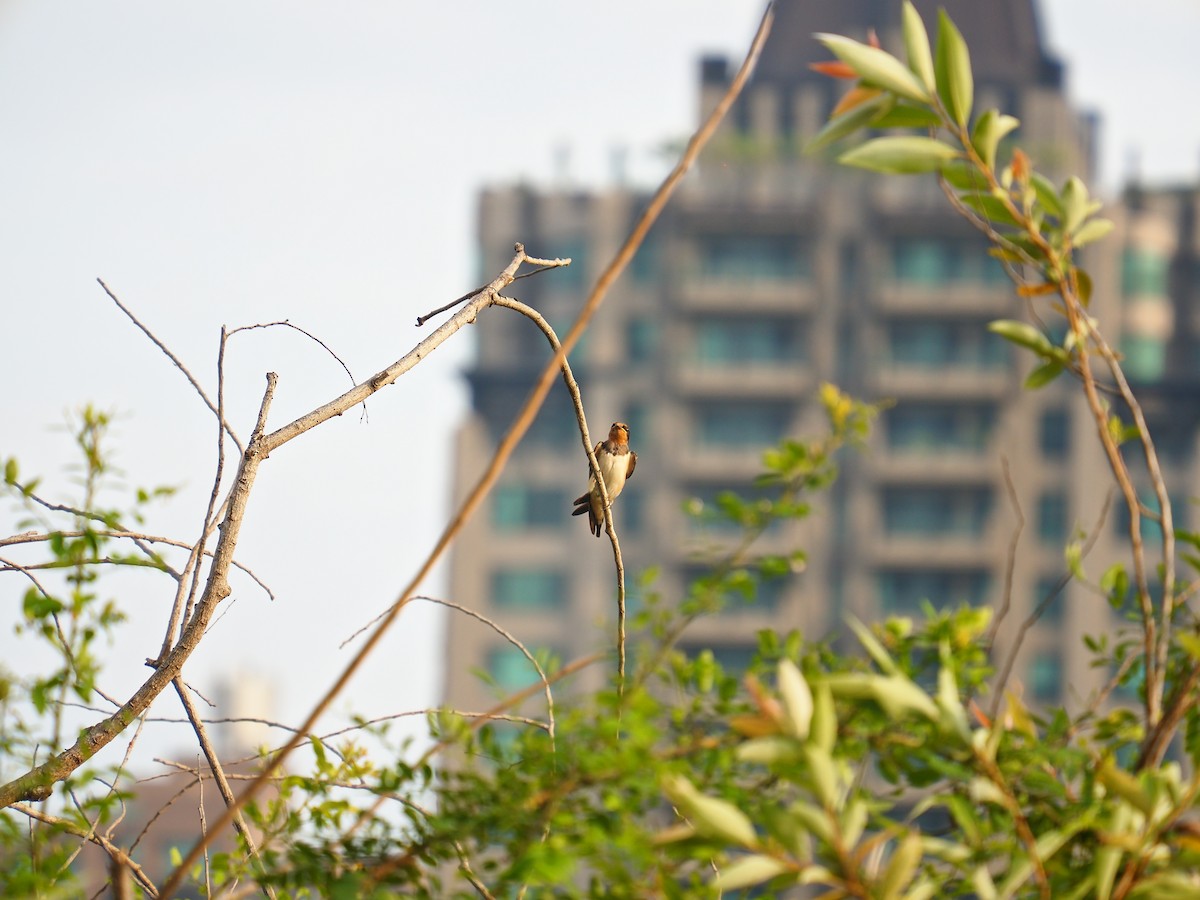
[1, 1, 1197, 766]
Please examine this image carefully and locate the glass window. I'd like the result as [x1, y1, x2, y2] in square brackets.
[525, 411, 578, 449]
[883, 486, 993, 537]
[697, 234, 809, 281]
[1037, 491, 1069, 542]
[1120, 335, 1166, 382]
[492, 569, 567, 611]
[626, 318, 659, 363]
[1029, 650, 1063, 702]
[694, 317, 803, 365]
[1114, 492, 1188, 541]
[493, 486, 567, 529]
[892, 238, 1005, 286]
[878, 569, 991, 616]
[885, 403, 996, 454]
[543, 239, 587, 290]
[1035, 575, 1066, 624]
[623, 403, 650, 453]
[1039, 408, 1069, 459]
[887, 319, 1007, 369]
[488, 645, 563, 692]
[1121, 248, 1169, 298]
[695, 402, 790, 447]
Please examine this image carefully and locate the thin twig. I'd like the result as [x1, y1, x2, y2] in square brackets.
[11, 803, 159, 897]
[985, 457, 1024, 654]
[96, 278, 243, 453]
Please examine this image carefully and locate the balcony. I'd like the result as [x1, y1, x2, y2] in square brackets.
[868, 365, 1012, 400]
[671, 360, 813, 398]
[676, 277, 817, 312]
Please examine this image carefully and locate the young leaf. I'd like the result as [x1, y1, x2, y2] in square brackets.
[805, 92, 894, 154]
[1072, 217, 1114, 247]
[870, 104, 942, 129]
[815, 34, 931, 103]
[838, 136, 960, 174]
[712, 854, 792, 891]
[1029, 171, 1066, 219]
[901, 1, 936, 93]
[1061, 176, 1090, 235]
[987, 319, 1052, 354]
[935, 9, 973, 129]
[971, 109, 1020, 169]
[1024, 359, 1065, 389]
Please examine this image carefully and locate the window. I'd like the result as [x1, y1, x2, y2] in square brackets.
[626, 318, 659, 363]
[697, 234, 808, 281]
[878, 569, 991, 616]
[487, 645, 563, 692]
[695, 402, 790, 447]
[885, 403, 995, 454]
[892, 238, 1007, 286]
[1037, 491, 1069, 542]
[491, 569, 567, 611]
[1122, 248, 1169, 297]
[1120, 335, 1166, 382]
[1034, 575, 1066, 624]
[1114, 491, 1188, 541]
[524, 412, 578, 448]
[492, 486, 567, 529]
[886, 319, 1007, 369]
[543, 238, 587, 290]
[623, 403, 650, 453]
[883, 486, 993, 537]
[694, 317, 803, 365]
[1029, 650, 1063, 702]
[1039, 408, 1069, 459]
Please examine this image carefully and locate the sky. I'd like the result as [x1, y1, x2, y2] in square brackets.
[1, 1, 1198, 773]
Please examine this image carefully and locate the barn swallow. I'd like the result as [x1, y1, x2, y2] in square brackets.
[572, 422, 637, 538]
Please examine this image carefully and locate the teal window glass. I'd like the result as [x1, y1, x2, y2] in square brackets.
[543, 239, 587, 290]
[1035, 575, 1066, 624]
[1037, 491, 1069, 542]
[487, 645, 562, 692]
[1039, 408, 1069, 459]
[491, 569, 567, 611]
[892, 239, 1005, 286]
[525, 411, 578, 448]
[694, 317, 803, 364]
[1114, 492, 1188, 541]
[878, 569, 991, 616]
[885, 403, 995, 453]
[1120, 334, 1166, 382]
[698, 234, 808, 281]
[1121, 248, 1169, 297]
[887, 319, 1007, 369]
[492, 486, 567, 529]
[695, 402, 789, 447]
[883, 486, 993, 537]
[626, 318, 659, 363]
[1029, 650, 1063, 702]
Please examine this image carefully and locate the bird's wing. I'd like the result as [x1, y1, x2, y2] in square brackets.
[587, 441, 604, 477]
[626, 450, 636, 480]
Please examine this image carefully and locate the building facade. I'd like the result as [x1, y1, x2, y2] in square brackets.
[443, 0, 1193, 715]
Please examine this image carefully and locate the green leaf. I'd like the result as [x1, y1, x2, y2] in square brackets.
[901, 1, 936, 93]
[880, 832, 924, 900]
[971, 110, 1020, 170]
[815, 34, 931, 103]
[805, 92, 895, 155]
[958, 191, 1021, 227]
[935, 9, 973, 129]
[844, 614, 898, 674]
[987, 320, 1053, 354]
[662, 774, 758, 847]
[870, 103, 942, 129]
[712, 854, 791, 891]
[777, 659, 813, 739]
[941, 160, 987, 190]
[1030, 171, 1065, 219]
[3, 457, 16, 485]
[1072, 217, 1114, 247]
[1024, 359, 1065, 389]
[838, 136, 960, 174]
[1061, 176, 1091, 234]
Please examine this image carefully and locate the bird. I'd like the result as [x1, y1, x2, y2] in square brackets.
[572, 422, 637, 538]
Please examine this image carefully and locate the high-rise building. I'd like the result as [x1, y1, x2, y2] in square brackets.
[442, 0, 1184, 714]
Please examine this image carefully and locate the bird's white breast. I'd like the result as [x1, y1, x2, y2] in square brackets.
[595, 449, 630, 500]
